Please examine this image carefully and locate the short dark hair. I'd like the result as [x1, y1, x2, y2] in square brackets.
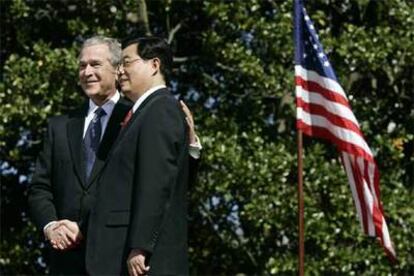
[122, 36, 173, 82]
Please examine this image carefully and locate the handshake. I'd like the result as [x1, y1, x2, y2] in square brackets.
[44, 219, 83, 250]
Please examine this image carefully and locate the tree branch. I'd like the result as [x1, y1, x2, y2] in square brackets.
[216, 62, 237, 72]
[168, 22, 183, 44]
[173, 56, 198, 63]
[202, 73, 219, 86]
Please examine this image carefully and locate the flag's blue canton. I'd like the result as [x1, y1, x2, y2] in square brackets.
[294, 3, 338, 81]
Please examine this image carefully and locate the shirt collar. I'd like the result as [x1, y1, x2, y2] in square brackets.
[132, 85, 166, 113]
[87, 91, 120, 116]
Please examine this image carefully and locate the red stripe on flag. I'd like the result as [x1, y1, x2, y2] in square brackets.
[372, 202, 396, 263]
[297, 120, 374, 162]
[373, 167, 383, 213]
[296, 98, 362, 136]
[373, 203, 383, 238]
[295, 76, 350, 107]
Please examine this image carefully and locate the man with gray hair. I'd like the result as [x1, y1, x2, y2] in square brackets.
[28, 35, 132, 274]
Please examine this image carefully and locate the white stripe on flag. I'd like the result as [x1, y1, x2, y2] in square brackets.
[298, 108, 373, 157]
[361, 176, 375, 236]
[367, 161, 379, 205]
[356, 157, 376, 235]
[296, 86, 360, 126]
[382, 219, 396, 256]
[295, 65, 347, 99]
[341, 152, 364, 231]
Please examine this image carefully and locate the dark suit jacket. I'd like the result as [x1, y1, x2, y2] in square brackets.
[86, 89, 189, 275]
[28, 97, 132, 274]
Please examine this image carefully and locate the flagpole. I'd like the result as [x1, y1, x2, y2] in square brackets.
[297, 129, 304, 276]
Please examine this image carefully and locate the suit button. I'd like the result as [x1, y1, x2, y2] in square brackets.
[83, 191, 89, 195]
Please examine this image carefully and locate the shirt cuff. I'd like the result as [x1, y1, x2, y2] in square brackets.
[43, 221, 58, 236]
[189, 135, 202, 159]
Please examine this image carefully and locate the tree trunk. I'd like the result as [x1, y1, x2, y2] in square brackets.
[137, 0, 151, 35]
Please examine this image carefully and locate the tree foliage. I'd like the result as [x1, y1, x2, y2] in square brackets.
[1, 0, 413, 274]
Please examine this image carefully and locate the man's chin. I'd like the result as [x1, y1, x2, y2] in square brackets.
[119, 84, 130, 93]
[119, 83, 129, 91]
[121, 88, 130, 93]
[84, 89, 100, 97]
[122, 90, 133, 100]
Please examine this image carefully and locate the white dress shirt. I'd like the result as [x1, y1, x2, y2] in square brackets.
[131, 85, 166, 113]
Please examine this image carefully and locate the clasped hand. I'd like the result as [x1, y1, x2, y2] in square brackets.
[45, 219, 83, 250]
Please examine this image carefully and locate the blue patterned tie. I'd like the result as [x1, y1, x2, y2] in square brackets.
[83, 107, 106, 179]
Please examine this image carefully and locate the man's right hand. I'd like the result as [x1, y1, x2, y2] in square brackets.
[127, 249, 150, 276]
[45, 220, 83, 250]
[180, 100, 197, 144]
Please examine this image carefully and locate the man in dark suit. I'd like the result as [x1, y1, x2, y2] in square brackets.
[85, 36, 190, 275]
[28, 36, 132, 275]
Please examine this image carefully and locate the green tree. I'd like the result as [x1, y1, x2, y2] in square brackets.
[1, 0, 413, 274]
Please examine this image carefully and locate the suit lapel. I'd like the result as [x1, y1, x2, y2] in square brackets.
[67, 103, 88, 188]
[87, 98, 132, 186]
[105, 89, 167, 166]
[112, 89, 167, 150]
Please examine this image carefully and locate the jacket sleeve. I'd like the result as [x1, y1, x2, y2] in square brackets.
[188, 155, 200, 190]
[128, 98, 187, 253]
[28, 119, 58, 230]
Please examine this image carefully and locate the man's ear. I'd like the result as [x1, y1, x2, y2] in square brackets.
[151, 58, 161, 75]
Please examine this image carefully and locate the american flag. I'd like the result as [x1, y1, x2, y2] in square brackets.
[294, 0, 396, 261]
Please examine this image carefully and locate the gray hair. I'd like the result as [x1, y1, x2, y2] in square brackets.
[79, 36, 121, 68]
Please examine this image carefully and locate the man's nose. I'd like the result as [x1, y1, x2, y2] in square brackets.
[84, 64, 94, 75]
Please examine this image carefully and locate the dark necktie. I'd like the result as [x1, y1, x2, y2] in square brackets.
[83, 107, 106, 179]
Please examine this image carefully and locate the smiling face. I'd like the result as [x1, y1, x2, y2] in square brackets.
[118, 43, 156, 102]
[78, 44, 117, 105]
